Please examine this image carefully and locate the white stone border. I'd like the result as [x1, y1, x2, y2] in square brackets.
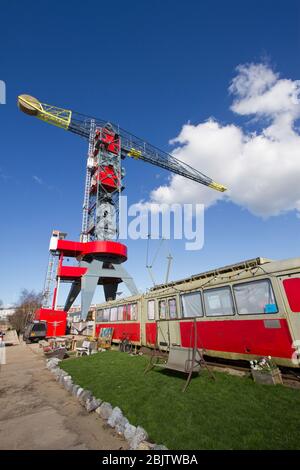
[46, 357, 167, 450]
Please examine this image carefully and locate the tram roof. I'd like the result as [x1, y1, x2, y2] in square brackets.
[92, 256, 300, 309]
[150, 257, 273, 291]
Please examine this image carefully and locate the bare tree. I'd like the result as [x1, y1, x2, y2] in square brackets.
[10, 289, 43, 335]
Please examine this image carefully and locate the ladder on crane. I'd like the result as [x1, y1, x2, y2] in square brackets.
[42, 251, 59, 308]
[81, 119, 96, 242]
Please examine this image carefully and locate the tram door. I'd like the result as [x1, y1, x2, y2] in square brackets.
[278, 274, 300, 347]
[157, 298, 181, 350]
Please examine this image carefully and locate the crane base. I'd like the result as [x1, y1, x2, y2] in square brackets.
[52, 237, 138, 320]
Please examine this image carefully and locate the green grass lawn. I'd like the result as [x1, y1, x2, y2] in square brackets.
[60, 351, 300, 450]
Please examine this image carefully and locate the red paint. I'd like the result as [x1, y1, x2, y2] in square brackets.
[82, 241, 127, 260]
[58, 266, 87, 280]
[180, 319, 294, 358]
[93, 127, 120, 156]
[58, 252, 64, 270]
[98, 166, 119, 191]
[56, 239, 82, 256]
[51, 286, 57, 310]
[56, 239, 127, 261]
[146, 322, 157, 346]
[95, 322, 140, 343]
[35, 308, 67, 337]
[283, 278, 300, 312]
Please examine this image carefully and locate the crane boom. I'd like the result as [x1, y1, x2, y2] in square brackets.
[18, 94, 227, 192]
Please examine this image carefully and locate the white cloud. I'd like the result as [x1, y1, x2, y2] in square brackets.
[32, 175, 43, 185]
[32, 175, 60, 194]
[141, 63, 300, 218]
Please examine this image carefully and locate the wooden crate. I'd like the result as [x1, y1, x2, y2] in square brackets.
[251, 368, 283, 385]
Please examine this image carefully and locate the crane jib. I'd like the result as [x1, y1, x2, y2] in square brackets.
[18, 94, 227, 192]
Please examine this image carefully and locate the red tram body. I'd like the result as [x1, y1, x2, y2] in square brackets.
[94, 257, 300, 368]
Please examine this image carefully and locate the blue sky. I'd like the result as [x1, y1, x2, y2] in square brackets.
[0, 0, 299, 306]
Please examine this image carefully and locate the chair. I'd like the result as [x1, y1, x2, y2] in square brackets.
[76, 340, 91, 356]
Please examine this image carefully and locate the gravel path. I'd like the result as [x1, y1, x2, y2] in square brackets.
[0, 343, 126, 450]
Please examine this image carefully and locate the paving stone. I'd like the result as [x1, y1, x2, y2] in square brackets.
[137, 441, 152, 450]
[124, 423, 137, 441]
[107, 407, 123, 428]
[115, 416, 129, 436]
[46, 358, 61, 369]
[76, 387, 84, 398]
[98, 402, 113, 420]
[78, 390, 93, 406]
[71, 384, 80, 396]
[85, 397, 101, 412]
[64, 379, 73, 392]
[129, 426, 149, 450]
[51, 368, 61, 377]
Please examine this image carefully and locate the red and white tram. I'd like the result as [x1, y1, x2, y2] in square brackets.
[94, 257, 300, 367]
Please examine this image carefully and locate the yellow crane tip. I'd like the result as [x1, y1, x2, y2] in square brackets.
[208, 181, 227, 192]
[18, 94, 41, 116]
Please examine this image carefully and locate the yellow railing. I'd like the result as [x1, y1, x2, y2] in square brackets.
[18, 94, 72, 130]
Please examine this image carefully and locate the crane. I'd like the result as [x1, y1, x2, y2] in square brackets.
[18, 94, 227, 192]
[18, 94, 227, 319]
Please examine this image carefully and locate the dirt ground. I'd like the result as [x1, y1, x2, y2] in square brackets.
[0, 342, 126, 450]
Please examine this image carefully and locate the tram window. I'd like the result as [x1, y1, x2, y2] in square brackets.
[181, 291, 203, 318]
[125, 304, 131, 321]
[147, 300, 155, 320]
[110, 307, 118, 322]
[168, 298, 177, 319]
[103, 308, 110, 322]
[96, 309, 104, 322]
[131, 303, 138, 321]
[118, 305, 126, 321]
[204, 287, 235, 316]
[126, 303, 137, 321]
[159, 300, 167, 319]
[233, 280, 278, 315]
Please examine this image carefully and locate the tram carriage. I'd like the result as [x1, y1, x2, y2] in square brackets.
[94, 257, 300, 367]
[94, 294, 142, 345]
